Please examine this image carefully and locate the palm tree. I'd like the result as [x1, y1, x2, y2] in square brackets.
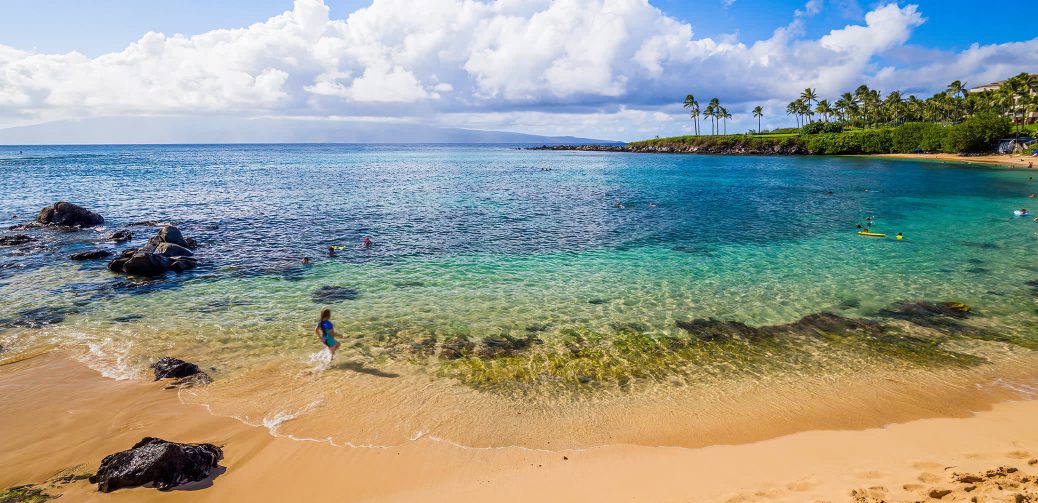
[708, 98, 721, 135]
[815, 99, 833, 122]
[946, 80, 967, 100]
[752, 106, 764, 133]
[786, 101, 801, 128]
[800, 88, 819, 122]
[704, 104, 716, 135]
[1004, 73, 1032, 133]
[854, 85, 871, 127]
[883, 91, 903, 125]
[720, 107, 731, 135]
[682, 94, 700, 135]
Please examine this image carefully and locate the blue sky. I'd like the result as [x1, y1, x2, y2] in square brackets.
[0, 0, 1034, 141]
[0, 0, 1026, 55]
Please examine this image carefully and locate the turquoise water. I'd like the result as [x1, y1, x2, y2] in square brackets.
[2, 144, 1038, 446]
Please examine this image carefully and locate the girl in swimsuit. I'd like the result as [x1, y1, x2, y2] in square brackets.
[315, 309, 341, 359]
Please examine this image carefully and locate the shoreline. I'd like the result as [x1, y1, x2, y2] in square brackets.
[4, 351, 1038, 501]
[530, 144, 1037, 168]
[865, 152, 1036, 169]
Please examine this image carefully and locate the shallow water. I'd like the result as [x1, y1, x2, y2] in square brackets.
[2, 144, 1038, 448]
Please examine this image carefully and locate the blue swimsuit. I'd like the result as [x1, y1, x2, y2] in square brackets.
[319, 319, 336, 347]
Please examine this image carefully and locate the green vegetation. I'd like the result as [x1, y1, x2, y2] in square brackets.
[672, 73, 1035, 154]
[0, 485, 53, 503]
[634, 113, 1014, 155]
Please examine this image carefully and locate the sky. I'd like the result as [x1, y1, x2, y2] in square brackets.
[0, 0, 1035, 142]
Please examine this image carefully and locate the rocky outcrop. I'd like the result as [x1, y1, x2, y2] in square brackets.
[35, 202, 104, 227]
[108, 225, 199, 276]
[0, 235, 34, 246]
[121, 252, 171, 276]
[154, 242, 193, 257]
[529, 141, 809, 155]
[89, 437, 223, 492]
[70, 249, 113, 261]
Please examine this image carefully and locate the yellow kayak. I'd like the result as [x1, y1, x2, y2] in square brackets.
[857, 231, 886, 237]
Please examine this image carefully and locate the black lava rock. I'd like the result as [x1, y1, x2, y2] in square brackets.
[0, 234, 34, 246]
[89, 437, 223, 492]
[152, 357, 203, 380]
[71, 249, 114, 261]
[35, 201, 104, 227]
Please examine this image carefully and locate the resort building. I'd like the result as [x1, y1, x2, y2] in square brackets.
[968, 74, 1038, 124]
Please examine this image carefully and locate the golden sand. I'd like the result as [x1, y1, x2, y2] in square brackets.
[3, 351, 1038, 501]
[868, 152, 1037, 169]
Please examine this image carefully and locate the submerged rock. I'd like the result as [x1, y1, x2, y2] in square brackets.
[880, 300, 972, 319]
[70, 249, 113, 261]
[311, 285, 360, 303]
[107, 229, 133, 243]
[35, 202, 104, 228]
[89, 437, 223, 492]
[1, 307, 67, 328]
[438, 336, 475, 360]
[676, 312, 886, 342]
[477, 335, 543, 357]
[0, 234, 35, 246]
[675, 318, 760, 341]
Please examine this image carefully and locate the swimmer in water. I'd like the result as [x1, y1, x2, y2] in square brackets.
[315, 309, 341, 359]
[362, 236, 373, 248]
[302, 257, 311, 265]
[327, 246, 337, 257]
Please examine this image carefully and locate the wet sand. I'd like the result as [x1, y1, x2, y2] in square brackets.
[869, 152, 1037, 169]
[4, 351, 1038, 502]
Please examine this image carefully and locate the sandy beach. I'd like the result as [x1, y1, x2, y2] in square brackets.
[3, 351, 1038, 502]
[868, 152, 1037, 169]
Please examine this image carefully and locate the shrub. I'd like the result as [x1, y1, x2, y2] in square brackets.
[801, 122, 845, 134]
[860, 129, 893, 153]
[942, 113, 1012, 153]
[891, 122, 944, 153]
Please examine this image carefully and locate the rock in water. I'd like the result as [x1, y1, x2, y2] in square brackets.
[153, 357, 212, 388]
[152, 357, 203, 380]
[89, 437, 223, 492]
[154, 242, 194, 257]
[156, 225, 189, 248]
[107, 229, 133, 242]
[70, 249, 114, 261]
[121, 252, 171, 276]
[0, 235, 34, 246]
[35, 202, 104, 227]
[311, 285, 360, 302]
[169, 257, 198, 273]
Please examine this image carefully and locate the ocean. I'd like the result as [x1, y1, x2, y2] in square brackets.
[2, 143, 1037, 448]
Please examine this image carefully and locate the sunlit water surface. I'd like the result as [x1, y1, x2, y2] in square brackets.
[2, 144, 1038, 448]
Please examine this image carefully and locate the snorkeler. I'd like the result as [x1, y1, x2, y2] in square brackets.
[362, 236, 373, 248]
[315, 308, 342, 359]
[327, 246, 337, 257]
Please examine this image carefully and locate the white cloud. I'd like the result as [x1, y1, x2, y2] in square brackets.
[0, 0, 1036, 140]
